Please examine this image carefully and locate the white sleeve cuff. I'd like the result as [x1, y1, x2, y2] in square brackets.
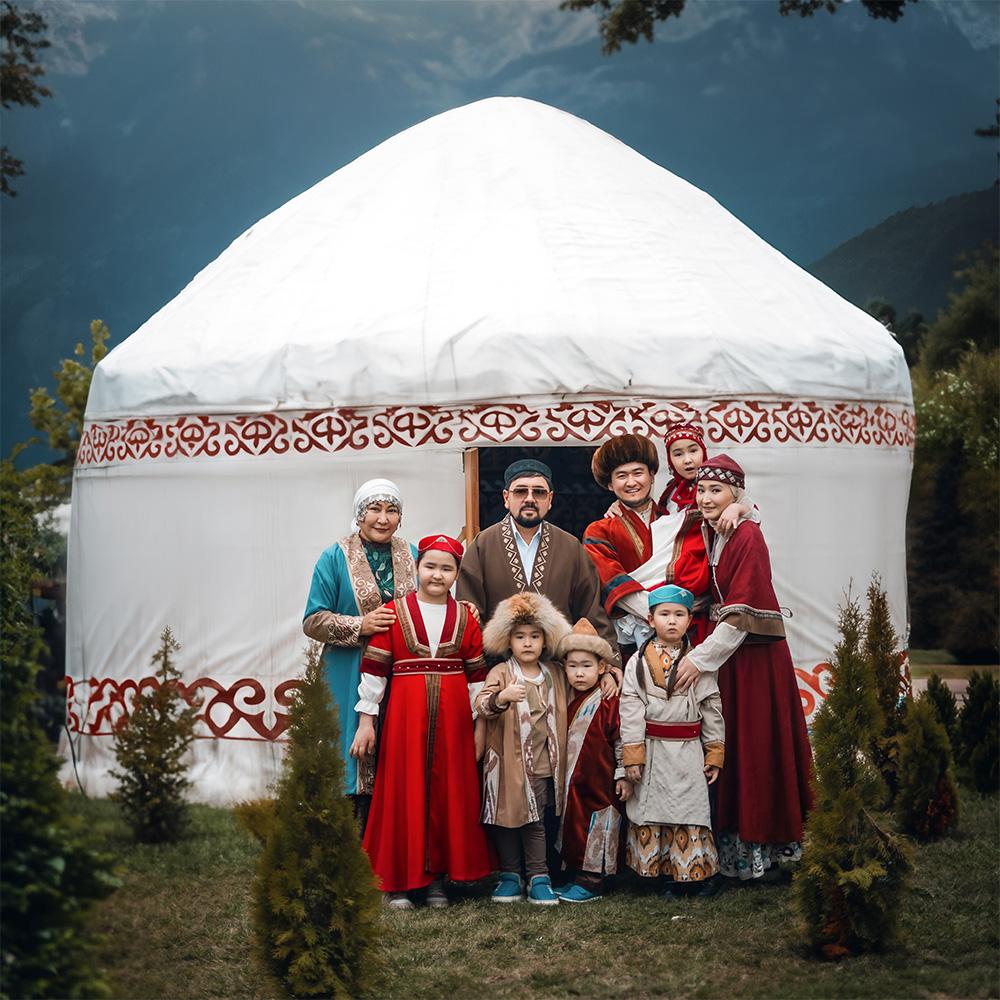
[468, 680, 484, 719]
[686, 622, 746, 674]
[354, 673, 388, 717]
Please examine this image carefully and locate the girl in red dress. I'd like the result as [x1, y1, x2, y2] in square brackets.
[350, 535, 492, 909]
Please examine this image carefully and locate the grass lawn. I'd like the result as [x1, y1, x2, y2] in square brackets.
[906, 650, 999, 680]
[73, 790, 999, 1000]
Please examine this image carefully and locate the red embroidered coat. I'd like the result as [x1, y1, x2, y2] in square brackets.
[583, 500, 710, 640]
[360, 593, 492, 892]
[706, 521, 814, 845]
[557, 688, 625, 876]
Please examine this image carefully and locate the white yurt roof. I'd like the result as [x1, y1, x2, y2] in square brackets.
[86, 97, 909, 421]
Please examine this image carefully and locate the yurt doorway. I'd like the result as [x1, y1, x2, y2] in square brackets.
[464, 447, 611, 542]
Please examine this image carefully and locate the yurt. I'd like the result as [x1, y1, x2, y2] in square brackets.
[61, 98, 913, 804]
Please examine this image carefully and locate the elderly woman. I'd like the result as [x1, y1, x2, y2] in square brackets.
[676, 454, 813, 881]
[303, 478, 417, 818]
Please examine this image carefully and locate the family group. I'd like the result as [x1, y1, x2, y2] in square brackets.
[302, 425, 814, 909]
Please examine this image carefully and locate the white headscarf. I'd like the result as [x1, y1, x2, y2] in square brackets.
[352, 478, 404, 533]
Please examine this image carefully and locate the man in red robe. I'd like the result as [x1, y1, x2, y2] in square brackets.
[583, 434, 709, 655]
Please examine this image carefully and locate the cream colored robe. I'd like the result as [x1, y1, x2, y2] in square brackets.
[619, 646, 725, 828]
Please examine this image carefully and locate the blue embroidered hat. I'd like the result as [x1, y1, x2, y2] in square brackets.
[648, 585, 694, 612]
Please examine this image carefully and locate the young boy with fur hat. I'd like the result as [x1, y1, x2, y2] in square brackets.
[553, 619, 631, 902]
[477, 592, 572, 905]
[620, 585, 725, 900]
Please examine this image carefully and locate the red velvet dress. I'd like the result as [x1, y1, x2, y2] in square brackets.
[557, 689, 624, 876]
[707, 521, 814, 849]
[360, 593, 492, 892]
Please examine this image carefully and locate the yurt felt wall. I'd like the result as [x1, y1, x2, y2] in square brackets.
[61, 98, 913, 804]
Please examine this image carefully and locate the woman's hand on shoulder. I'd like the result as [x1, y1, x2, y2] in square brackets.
[360, 605, 396, 636]
[672, 655, 701, 694]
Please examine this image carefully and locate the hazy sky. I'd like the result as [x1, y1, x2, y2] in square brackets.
[2, 0, 997, 453]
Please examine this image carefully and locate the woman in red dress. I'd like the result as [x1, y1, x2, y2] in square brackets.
[350, 535, 492, 908]
[684, 455, 813, 881]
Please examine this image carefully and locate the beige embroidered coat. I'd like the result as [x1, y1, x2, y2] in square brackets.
[476, 658, 569, 829]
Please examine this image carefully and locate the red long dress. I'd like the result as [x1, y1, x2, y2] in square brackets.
[707, 521, 814, 847]
[360, 593, 492, 892]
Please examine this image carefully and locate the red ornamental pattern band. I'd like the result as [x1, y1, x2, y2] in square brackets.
[66, 668, 832, 742]
[64, 674, 302, 742]
[76, 399, 915, 468]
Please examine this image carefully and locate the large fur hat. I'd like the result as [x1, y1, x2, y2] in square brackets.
[554, 618, 615, 664]
[591, 434, 659, 489]
[482, 592, 572, 657]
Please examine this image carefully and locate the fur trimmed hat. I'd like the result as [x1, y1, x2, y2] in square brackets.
[554, 618, 614, 663]
[482, 592, 572, 657]
[591, 433, 659, 489]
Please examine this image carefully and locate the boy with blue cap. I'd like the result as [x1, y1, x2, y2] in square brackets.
[619, 584, 725, 899]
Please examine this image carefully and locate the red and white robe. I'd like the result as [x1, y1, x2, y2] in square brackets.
[556, 688, 625, 877]
[358, 592, 492, 892]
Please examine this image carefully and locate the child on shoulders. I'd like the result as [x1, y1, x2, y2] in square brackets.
[620, 584, 725, 899]
[553, 619, 630, 903]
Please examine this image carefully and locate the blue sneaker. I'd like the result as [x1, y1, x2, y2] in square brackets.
[491, 873, 524, 903]
[559, 883, 601, 903]
[528, 875, 560, 905]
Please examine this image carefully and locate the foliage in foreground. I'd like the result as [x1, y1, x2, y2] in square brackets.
[865, 575, 905, 802]
[795, 590, 913, 959]
[895, 696, 960, 838]
[110, 626, 200, 843]
[0, 462, 118, 999]
[957, 671, 1000, 794]
[253, 643, 384, 998]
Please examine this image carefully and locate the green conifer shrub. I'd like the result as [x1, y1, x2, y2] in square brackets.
[110, 627, 200, 843]
[234, 797, 276, 847]
[956, 671, 1000, 793]
[864, 576, 905, 801]
[896, 696, 960, 838]
[795, 595, 913, 959]
[253, 643, 384, 999]
[1, 462, 119, 999]
[923, 672, 959, 749]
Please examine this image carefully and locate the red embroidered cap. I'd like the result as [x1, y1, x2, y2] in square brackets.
[694, 454, 745, 490]
[417, 534, 464, 563]
[663, 422, 705, 452]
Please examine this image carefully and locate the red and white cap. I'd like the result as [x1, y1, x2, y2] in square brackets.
[417, 534, 464, 562]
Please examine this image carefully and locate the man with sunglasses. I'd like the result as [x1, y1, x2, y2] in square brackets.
[456, 459, 619, 666]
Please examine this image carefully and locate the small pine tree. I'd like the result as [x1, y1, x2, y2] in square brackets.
[795, 595, 913, 959]
[896, 696, 960, 838]
[864, 575, 904, 801]
[110, 627, 200, 843]
[1, 462, 119, 999]
[253, 643, 384, 999]
[923, 672, 959, 749]
[956, 671, 1000, 794]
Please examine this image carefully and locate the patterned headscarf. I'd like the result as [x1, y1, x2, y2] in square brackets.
[694, 454, 745, 491]
[352, 478, 404, 532]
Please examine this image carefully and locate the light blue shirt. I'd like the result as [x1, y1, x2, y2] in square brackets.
[509, 513, 541, 584]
